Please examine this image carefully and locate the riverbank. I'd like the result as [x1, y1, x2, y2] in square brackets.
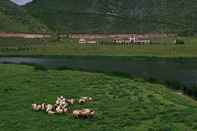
[0, 56, 197, 100]
[1, 64, 197, 131]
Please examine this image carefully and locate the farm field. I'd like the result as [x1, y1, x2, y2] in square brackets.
[0, 37, 197, 57]
[1, 64, 197, 131]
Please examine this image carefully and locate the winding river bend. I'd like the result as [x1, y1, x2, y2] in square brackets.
[0, 56, 197, 86]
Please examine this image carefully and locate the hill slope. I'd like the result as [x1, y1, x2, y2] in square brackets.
[0, 1, 48, 32]
[1, 64, 197, 130]
[24, 0, 197, 33]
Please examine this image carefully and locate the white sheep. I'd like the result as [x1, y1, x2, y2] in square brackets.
[46, 104, 53, 112]
[79, 97, 93, 104]
[32, 104, 38, 111]
[56, 106, 64, 114]
[72, 109, 96, 118]
[66, 98, 75, 105]
[63, 108, 69, 113]
[41, 103, 46, 111]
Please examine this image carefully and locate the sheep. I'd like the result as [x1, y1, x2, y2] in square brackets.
[72, 110, 81, 118]
[89, 110, 96, 118]
[79, 97, 93, 104]
[36, 105, 42, 111]
[32, 104, 37, 110]
[32, 104, 38, 111]
[56, 99, 60, 105]
[41, 103, 47, 111]
[46, 104, 53, 112]
[32, 104, 42, 111]
[72, 109, 96, 119]
[79, 98, 86, 104]
[63, 108, 69, 113]
[56, 106, 64, 114]
[66, 98, 75, 105]
[60, 96, 65, 100]
[32, 96, 96, 118]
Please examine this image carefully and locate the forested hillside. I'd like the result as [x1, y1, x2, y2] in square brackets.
[24, 0, 197, 34]
[0, 1, 48, 32]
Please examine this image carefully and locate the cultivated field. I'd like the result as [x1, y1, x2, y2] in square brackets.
[0, 64, 197, 131]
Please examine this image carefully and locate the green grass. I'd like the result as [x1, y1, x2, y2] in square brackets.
[0, 64, 197, 130]
[0, 37, 197, 57]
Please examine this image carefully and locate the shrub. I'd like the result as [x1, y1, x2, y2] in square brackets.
[174, 39, 184, 44]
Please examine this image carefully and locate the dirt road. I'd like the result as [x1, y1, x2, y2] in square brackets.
[0, 32, 51, 39]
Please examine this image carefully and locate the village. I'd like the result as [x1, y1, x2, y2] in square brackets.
[0, 32, 177, 44]
[78, 35, 151, 44]
[75, 33, 177, 44]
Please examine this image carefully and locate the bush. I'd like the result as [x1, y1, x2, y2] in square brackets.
[174, 39, 184, 44]
[34, 65, 48, 71]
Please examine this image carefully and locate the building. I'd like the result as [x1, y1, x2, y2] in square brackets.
[112, 38, 131, 44]
[112, 36, 150, 44]
[78, 38, 97, 44]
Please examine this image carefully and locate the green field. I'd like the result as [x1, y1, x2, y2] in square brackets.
[0, 64, 197, 131]
[0, 37, 197, 57]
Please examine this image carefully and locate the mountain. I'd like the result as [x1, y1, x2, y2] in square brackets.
[24, 0, 197, 34]
[0, 1, 48, 32]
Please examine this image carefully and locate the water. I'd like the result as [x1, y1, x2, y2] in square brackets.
[0, 56, 197, 86]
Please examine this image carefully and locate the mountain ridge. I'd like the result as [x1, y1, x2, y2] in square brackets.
[24, 0, 197, 34]
[1, 0, 197, 34]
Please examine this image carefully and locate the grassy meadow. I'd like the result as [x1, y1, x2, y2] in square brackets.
[0, 37, 197, 57]
[0, 64, 197, 131]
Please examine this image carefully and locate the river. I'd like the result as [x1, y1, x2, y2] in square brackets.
[0, 56, 196, 86]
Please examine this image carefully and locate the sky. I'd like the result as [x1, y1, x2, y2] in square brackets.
[10, 0, 33, 6]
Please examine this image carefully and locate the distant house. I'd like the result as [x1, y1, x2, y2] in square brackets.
[112, 36, 150, 44]
[112, 38, 131, 44]
[78, 38, 97, 44]
[134, 39, 151, 44]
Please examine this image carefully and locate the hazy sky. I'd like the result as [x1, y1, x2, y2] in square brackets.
[10, 0, 33, 6]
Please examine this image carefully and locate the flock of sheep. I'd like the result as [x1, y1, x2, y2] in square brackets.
[32, 96, 96, 119]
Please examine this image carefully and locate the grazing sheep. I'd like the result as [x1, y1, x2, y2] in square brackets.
[72, 110, 81, 118]
[46, 104, 53, 112]
[41, 103, 47, 111]
[32, 96, 95, 118]
[89, 110, 96, 118]
[56, 100, 60, 105]
[32, 104, 40, 111]
[56, 106, 64, 114]
[66, 98, 75, 105]
[72, 109, 96, 119]
[79, 98, 86, 104]
[63, 108, 69, 113]
[88, 97, 93, 101]
[60, 96, 64, 100]
[79, 97, 93, 104]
